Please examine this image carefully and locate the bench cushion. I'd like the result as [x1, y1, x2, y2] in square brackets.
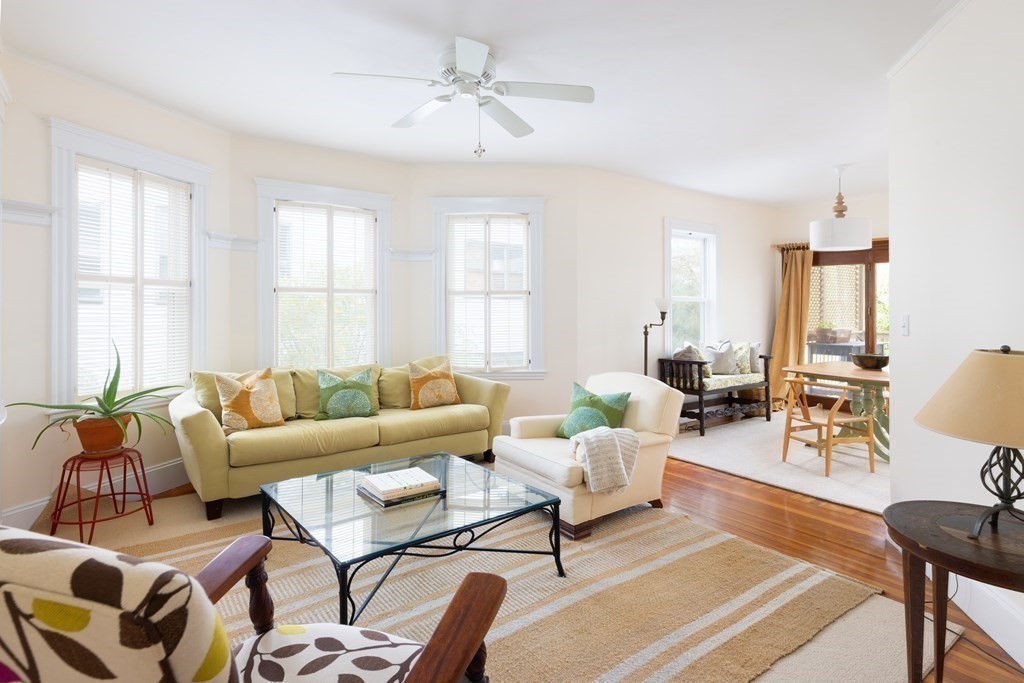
[688, 372, 765, 391]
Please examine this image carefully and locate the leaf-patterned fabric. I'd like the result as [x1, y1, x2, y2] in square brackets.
[234, 623, 422, 682]
[0, 526, 233, 683]
[0, 527, 428, 683]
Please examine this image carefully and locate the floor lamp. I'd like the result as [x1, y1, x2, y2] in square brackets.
[642, 298, 670, 376]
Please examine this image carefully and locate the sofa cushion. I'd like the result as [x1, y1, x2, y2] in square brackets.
[556, 383, 630, 438]
[193, 369, 296, 422]
[215, 368, 286, 434]
[227, 418, 379, 467]
[316, 368, 378, 420]
[409, 358, 461, 409]
[493, 436, 585, 488]
[373, 406, 490, 446]
[292, 365, 382, 419]
[378, 355, 449, 409]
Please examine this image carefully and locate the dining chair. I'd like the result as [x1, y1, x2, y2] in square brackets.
[782, 377, 875, 477]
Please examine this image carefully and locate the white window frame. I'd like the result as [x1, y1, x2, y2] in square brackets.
[51, 118, 211, 405]
[256, 178, 392, 367]
[433, 197, 545, 380]
[663, 218, 719, 354]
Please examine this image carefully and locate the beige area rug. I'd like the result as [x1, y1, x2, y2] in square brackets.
[102, 495, 953, 683]
[670, 416, 891, 514]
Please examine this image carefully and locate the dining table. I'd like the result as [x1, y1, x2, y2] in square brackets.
[782, 360, 890, 461]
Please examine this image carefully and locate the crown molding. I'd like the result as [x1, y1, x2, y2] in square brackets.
[888, 0, 973, 79]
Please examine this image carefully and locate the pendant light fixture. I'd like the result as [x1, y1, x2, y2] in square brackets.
[809, 165, 871, 251]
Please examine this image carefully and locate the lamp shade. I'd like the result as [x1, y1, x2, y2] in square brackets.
[915, 348, 1024, 448]
[809, 216, 872, 252]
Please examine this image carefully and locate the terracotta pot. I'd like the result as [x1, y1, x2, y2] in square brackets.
[73, 415, 131, 457]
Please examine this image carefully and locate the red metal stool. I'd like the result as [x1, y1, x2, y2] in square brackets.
[50, 447, 154, 543]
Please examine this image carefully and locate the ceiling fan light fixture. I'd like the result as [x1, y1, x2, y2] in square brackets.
[809, 165, 872, 252]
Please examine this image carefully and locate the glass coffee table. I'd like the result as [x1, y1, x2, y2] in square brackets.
[260, 452, 565, 625]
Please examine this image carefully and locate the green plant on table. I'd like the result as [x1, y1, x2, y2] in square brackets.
[5, 344, 180, 449]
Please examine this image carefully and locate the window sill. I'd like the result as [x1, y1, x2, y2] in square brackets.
[460, 370, 546, 381]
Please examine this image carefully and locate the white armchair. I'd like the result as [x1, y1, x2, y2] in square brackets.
[493, 372, 684, 539]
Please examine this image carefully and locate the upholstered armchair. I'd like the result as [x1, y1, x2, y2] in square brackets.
[492, 372, 684, 539]
[0, 526, 506, 682]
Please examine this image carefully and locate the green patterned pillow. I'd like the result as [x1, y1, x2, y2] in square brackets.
[316, 368, 377, 420]
[556, 383, 631, 438]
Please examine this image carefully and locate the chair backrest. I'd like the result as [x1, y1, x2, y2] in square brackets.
[585, 371, 684, 437]
[783, 377, 860, 418]
[0, 525, 233, 683]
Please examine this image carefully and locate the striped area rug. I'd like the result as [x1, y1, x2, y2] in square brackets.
[120, 507, 878, 682]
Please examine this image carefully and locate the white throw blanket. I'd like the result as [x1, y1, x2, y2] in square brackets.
[569, 426, 640, 493]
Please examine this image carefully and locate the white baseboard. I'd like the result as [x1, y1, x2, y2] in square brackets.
[0, 457, 189, 530]
[951, 576, 1024, 667]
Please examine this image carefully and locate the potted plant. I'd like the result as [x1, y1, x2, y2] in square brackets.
[6, 345, 180, 457]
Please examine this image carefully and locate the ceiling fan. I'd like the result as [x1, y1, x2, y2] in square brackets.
[332, 36, 595, 142]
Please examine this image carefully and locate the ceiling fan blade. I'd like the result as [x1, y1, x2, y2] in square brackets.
[479, 97, 534, 138]
[392, 95, 454, 128]
[455, 36, 490, 78]
[491, 81, 595, 103]
[332, 71, 443, 86]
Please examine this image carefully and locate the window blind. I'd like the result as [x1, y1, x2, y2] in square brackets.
[446, 213, 530, 371]
[75, 158, 191, 398]
[275, 201, 376, 368]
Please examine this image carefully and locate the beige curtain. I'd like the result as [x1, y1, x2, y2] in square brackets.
[769, 247, 814, 409]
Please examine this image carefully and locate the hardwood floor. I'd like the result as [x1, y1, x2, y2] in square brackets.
[662, 459, 1024, 682]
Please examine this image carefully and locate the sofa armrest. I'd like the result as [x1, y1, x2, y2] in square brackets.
[509, 414, 566, 439]
[169, 389, 229, 502]
[454, 373, 511, 450]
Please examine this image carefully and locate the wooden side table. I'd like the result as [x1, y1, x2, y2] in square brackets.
[883, 500, 1024, 682]
[50, 447, 154, 544]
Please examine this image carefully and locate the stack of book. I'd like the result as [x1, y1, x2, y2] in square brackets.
[357, 467, 443, 507]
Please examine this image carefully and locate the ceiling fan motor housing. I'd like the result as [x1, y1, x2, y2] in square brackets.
[438, 47, 496, 85]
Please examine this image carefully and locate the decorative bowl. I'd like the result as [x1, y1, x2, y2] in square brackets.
[850, 353, 890, 370]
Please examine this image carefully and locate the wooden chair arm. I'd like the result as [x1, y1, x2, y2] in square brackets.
[195, 535, 272, 603]
[407, 572, 507, 683]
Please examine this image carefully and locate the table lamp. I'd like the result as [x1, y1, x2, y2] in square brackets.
[915, 345, 1024, 539]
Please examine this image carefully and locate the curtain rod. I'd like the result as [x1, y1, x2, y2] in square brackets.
[772, 242, 810, 251]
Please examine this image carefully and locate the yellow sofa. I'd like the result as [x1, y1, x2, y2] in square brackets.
[168, 362, 510, 519]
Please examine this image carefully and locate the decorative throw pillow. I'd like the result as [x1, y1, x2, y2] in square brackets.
[215, 368, 285, 434]
[672, 342, 712, 377]
[749, 341, 762, 373]
[704, 340, 739, 375]
[556, 383, 631, 439]
[733, 342, 752, 374]
[409, 358, 461, 409]
[316, 368, 377, 420]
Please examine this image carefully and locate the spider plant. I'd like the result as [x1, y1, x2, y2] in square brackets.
[6, 344, 181, 449]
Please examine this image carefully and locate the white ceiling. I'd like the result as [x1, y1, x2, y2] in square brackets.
[1, 0, 956, 204]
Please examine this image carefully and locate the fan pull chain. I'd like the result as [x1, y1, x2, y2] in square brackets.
[474, 102, 486, 158]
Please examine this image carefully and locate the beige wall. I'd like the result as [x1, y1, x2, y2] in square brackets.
[889, 0, 1024, 662]
[0, 52, 781, 516]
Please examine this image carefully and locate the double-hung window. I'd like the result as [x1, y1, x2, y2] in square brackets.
[52, 120, 210, 404]
[256, 178, 391, 368]
[435, 198, 544, 376]
[665, 219, 718, 351]
[75, 159, 192, 396]
[273, 201, 377, 368]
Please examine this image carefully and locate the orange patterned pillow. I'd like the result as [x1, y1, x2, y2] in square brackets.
[409, 358, 461, 410]
[215, 368, 285, 434]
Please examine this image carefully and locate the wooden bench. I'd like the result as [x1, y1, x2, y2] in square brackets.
[658, 355, 772, 436]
